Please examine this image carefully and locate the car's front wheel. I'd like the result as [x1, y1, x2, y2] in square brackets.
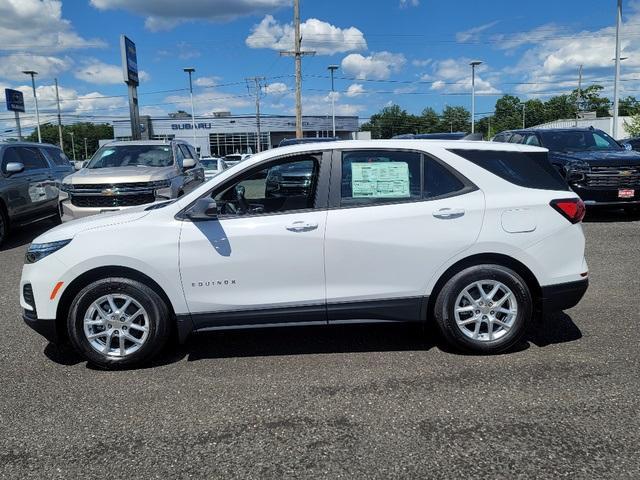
[67, 277, 171, 368]
[434, 265, 532, 354]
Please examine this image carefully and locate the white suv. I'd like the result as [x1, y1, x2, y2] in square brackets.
[20, 140, 588, 368]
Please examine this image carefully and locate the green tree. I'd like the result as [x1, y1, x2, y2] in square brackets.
[544, 94, 577, 122]
[619, 96, 640, 117]
[438, 105, 471, 133]
[26, 122, 113, 160]
[417, 107, 440, 133]
[360, 104, 418, 139]
[574, 85, 610, 117]
[624, 114, 640, 137]
[493, 95, 523, 132]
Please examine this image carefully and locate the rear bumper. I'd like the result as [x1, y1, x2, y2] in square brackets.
[22, 311, 59, 344]
[541, 278, 589, 313]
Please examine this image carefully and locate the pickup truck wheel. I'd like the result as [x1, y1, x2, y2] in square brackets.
[67, 277, 171, 369]
[434, 265, 532, 354]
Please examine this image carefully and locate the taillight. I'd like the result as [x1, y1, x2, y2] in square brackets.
[550, 198, 586, 224]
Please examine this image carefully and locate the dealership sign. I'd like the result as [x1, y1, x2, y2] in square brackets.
[120, 35, 139, 85]
[5, 89, 25, 112]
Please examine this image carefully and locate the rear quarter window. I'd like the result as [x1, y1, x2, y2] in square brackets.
[449, 149, 570, 191]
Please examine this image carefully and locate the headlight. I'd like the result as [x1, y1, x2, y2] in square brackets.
[25, 239, 72, 264]
[149, 179, 172, 189]
[59, 183, 72, 192]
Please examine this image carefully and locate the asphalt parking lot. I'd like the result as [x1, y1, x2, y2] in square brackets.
[1, 211, 639, 480]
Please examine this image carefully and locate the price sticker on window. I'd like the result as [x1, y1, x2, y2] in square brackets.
[351, 162, 410, 198]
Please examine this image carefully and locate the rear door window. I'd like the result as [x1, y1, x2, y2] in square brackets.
[43, 147, 71, 166]
[449, 149, 570, 191]
[14, 147, 48, 171]
[424, 157, 466, 199]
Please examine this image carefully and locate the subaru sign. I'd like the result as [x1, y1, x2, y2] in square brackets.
[120, 35, 139, 85]
[5, 89, 25, 112]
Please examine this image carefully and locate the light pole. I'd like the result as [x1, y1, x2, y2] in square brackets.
[69, 131, 76, 161]
[328, 65, 339, 138]
[613, 0, 622, 139]
[84, 137, 88, 159]
[521, 103, 526, 129]
[183, 67, 197, 147]
[469, 60, 482, 133]
[22, 70, 42, 143]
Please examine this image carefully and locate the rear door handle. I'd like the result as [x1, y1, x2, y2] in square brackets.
[286, 221, 319, 232]
[433, 208, 465, 219]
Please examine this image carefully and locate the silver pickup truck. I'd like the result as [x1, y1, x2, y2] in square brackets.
[59, 140, 204, 221]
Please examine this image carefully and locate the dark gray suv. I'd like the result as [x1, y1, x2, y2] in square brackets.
[0, 142, 73, 246]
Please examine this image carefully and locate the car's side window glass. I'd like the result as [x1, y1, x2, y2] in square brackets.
[424, 157, 465, 199]
[17, 147, 48, 171]
[593, 133, 611, 148]
[509, 133, 524, 144]
[340, 150, 421, 207]
[213, 154, 320, 216]
[44, 148, 71, 166]
[179, 144, 192, 159]
[1, 147, 21, 173]
[524, 134, 540, 146]
[175, 144, 185, 165]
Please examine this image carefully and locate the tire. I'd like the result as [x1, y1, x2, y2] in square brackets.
[434, 264, 532, 354]
[0, 205, 8, 247]
[67, 277, 171, 369]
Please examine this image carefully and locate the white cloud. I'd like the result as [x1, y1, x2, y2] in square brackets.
[412, 59, 432, 68]
[0, 54, 71, 81]
[298, 94, 365, 116]
[74, 60, 150, 85]
[428, 58, 499, 94]
[345, 83, 365, 97]
[456, 20, 499, 43]
[194, 76, 221, 87]
[341, 52, 406, 80]
[263, 82, 289, 96]
[246, 15, 366, 55]
[399, 0, 419, 7]
[164, 90, 251, 115]
[90, 0, 291, 31]
[0, 0, 105, 52]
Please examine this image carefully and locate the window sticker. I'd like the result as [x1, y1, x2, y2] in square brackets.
[351, 162, 410, 198]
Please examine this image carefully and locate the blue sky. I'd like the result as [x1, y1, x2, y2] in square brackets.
[1, 0, 639, 134]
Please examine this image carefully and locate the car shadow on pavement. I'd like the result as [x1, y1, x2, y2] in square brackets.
[0, 220, 56, 252]
[43, 313, 582, 369]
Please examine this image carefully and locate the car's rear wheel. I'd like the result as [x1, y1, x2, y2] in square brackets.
[67, 277, 171, 369]
[434, 265, 532, 354]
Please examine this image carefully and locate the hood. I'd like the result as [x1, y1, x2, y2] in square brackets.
[63, 166, 175, 184]
[32, 207, 150, 244]
[550, 149, 640, 167]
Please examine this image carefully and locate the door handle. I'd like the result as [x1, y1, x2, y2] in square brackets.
[433, 208, 465, 219]
[286, 221, 319, 232]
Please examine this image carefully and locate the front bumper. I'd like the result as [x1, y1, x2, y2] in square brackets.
[60, 197, 165, 221]
[571, 184, 640, 206]
[22, 311, 59, 343]
[541, 278, 589, 313]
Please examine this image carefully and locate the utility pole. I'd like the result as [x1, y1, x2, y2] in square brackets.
[576, 64, 583, 127]
[328, 65, 339, 137]
[84, 137, 88, 159]
[470, 60, 482, 134]
[54, 78, 64, 150]
[183, 67, 197, 147]
[613, 0, 622, 138]
[69, 131, 76, 161]
[22, 70, 41, 143]
[246, 76, 265, 153]
[280, 0, 315, 138]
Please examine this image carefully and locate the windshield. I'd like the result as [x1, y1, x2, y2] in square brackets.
[539, 130, 623, 152]
[86, 145, 174, 169]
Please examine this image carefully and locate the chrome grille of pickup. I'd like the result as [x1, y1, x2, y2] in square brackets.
[584, 166, 640, 188]
[67, 181, 162, 208]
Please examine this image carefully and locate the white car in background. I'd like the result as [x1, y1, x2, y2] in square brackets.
[200, 157, 227, 180]
[223, 153, 251, 168]
[21, 140, 588, 368]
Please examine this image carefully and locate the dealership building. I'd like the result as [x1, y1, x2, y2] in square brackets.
[111, 114, 361, 157]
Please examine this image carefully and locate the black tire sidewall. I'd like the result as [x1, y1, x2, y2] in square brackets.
[435, 265, 532, 354]
[67, 278, 170, 368]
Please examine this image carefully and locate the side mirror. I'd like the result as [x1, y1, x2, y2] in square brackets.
[183, 158, 196, 169]
[5, 162, 24, 175]
[623, 143, 633, 151]
[186, 197, 218, 221]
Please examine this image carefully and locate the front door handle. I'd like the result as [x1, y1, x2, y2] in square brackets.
[286, 221, 319, 232]
[433, 208, 465, 219]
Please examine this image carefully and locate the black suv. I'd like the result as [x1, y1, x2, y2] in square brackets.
[493, 128, 640, 210]
[0, 142, 73, 246]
